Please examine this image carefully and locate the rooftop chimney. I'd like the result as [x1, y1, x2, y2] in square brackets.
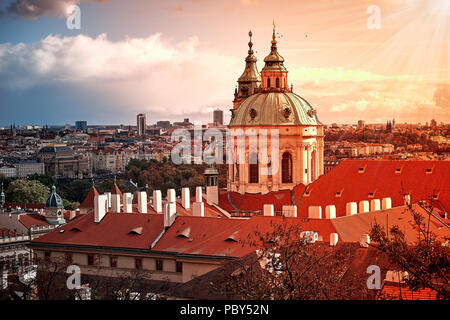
[111, 194, 121, 213]
[370, 199, 381, 211]
[137, 191, 147, 214]
[263, 204, 274, 217]
[359, 200, 369, 213]
[167, 189, 176, 204]
[69, 210, 76, 220]
[346, 202, 357, 216]
[94, 194, 108, 223]
[164, 202, 177, 227]
[206, 186, 218, 205]
[153, 190, 162, 213]
[403, 194, 411, 206]
[181, 188, 190, 209]
[282, 205, 297, 218]
[382, 197, 392, 210]
[330, 233, 338, 246]
[308, 206, 322, 219]
[123, 193, 132, 213]
[325, 205, 336, 219]
[195, 186, 202, 202]
[192, 201, 204, 217]
[360, 234, 370, 248]
[105, 192, 111, 208]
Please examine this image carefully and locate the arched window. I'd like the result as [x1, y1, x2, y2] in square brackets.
[282, 152, 293, 183]
[276, 77, 280, 88]
[249, 153, 259, 183]
[267, 78, 271, 88]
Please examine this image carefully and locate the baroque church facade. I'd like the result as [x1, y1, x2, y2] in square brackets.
[228, 28, 324, 195]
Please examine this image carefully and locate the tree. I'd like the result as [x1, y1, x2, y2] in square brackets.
[220, 219, 370, 300]
[27, 174, 55, 189]
[370, 200, 450, 300]
[5, 180, 50, 204]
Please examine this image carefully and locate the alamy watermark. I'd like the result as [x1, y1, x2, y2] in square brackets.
[366, 5, 381, 30]
[66, 5, 81, 30]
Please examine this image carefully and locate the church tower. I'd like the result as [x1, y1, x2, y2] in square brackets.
[228, 25, 324, 195]
[45, 186, 66, 225]
[233, 31, 261, 109]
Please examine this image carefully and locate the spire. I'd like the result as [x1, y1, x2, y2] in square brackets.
[261, 22, 288, 90]
[235, 30, 261, 103]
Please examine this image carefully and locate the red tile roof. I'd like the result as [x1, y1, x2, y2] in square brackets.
[79, 186, 99, 209]
[18, 214, 49, 229]
[380, 282, 438, 300]
[3, 202, 45, 210]
[219, 160, 449, 218]
[32, 212, 164, 250]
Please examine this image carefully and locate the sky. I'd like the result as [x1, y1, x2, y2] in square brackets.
[0, 0, 449, 126]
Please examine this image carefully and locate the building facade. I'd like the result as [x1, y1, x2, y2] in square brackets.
[137, 114, 146, 136]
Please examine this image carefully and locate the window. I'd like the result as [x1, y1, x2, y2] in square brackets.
[156, 259, 163, 271]
[267, 78, 271, 88]
[249, 153, 258, 183]
[276, 77, 280, 88]
[110, 256, 117, 268]
[176, 262, 183, 273]
[135, 258, 143, 270]
[282, 152, 293, 183]
[65, 253, 72, 264]
[44, 251, 51, 261]
[87, 255, 95, 266]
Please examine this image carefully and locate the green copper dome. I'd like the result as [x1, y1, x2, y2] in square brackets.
[45, 185, 64, 209]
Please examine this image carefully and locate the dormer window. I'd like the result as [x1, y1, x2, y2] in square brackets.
[395, 168, 402, 174]
[426, 168, 433, 174]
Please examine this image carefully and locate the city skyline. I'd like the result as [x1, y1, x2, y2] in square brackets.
[0, 0, 449, 125]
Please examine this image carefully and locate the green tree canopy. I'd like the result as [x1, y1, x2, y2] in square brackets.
[5, 179, 50, 204]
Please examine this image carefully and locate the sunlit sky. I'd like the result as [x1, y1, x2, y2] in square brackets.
[0, 0, 448, 126]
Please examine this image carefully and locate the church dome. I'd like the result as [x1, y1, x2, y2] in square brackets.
[229, 92, 321, 126]
[45, 186, 64, 208]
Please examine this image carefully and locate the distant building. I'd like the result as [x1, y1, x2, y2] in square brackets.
[13, 159, 45, 178]
[213, 109, 224, 125]
[430, 119, 437, 127]
[137, 113, 146, 136]
[38, 145, 89, 178]
[357, 120, 365, 129]
[75, 121, 88, 132]
[156, 121, 171, 129]
[0, 165, 16, 178]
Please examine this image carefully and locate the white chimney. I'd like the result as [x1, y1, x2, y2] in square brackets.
[105, 192, 111, 208]
[195, 186, 202, 202]
[167, 189, 176, 203]
[382, 197, 392, 210]
[330, 233, 338, 246]
[370, 199, 381, 211]
[181, 188, 190, 209]
[111, 194, 121, 213]
[403, 194, 411, 206]
[69, 210, 76, 220]
[360, 234, 370, 248]
[282, 205, 297, 218]
[153, 190, 162, 213]
[308, 206, 322, 219]
[346, 202, 357, 216]
[94, 194, 108, 223]
[137, 191, 147, 214]
[359, 200, 369, 213]
[192, 201, 204, 217]
[123, 193, 133, 213]
[206, 185, 218, 205]
[325, 205, 336, 219]
[263, 204, 274, 217]
[164, 202, 177, 227]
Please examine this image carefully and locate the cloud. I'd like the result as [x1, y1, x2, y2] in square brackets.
[2, 0, 108, 20]
[434, 85, 450, 108]
[0, 33, 240, 122]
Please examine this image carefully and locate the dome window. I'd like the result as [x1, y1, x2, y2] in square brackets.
[276, 78, 280, 88]
[283, 108, 291, 118]
[249, 108, 257, 119]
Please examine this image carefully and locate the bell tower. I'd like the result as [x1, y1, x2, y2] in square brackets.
[260, 22, 289, 92]
[45, 186, 66, 225]
[233, 31, 261, 109]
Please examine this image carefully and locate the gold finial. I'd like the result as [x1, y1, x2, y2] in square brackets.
[272, 20, 277, 44]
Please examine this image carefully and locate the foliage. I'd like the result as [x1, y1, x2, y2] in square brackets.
[62, 199, 80, 211]
[220, 220, 370, 300]
[57, 180, 92, 203]
[5, 179, 50, 204]
[27, 174, 55, 189]
[369, 200, 450, 300]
